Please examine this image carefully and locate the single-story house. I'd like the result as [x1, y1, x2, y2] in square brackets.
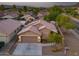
[18, 19, 58, 43]
[37, 11, 49, 17]
[0, 12, 5, 17]
[18, 25, 41, 43]
[21, 14, 35, 22]
[50, 21, 56, 25]
[4, 10, 18, 15]
[19, 21, 26, 25]
[1, 14, 18, 19]
[37, 13, 43, 18]
[0, 19, 22, 44]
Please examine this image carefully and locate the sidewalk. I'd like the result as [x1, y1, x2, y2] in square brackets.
[69, 29, 79, 40]
[63, 30, 79, 56]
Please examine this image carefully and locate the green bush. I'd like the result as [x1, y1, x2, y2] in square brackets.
[44, 6, 63, 21]
[48, 33, 62, 44]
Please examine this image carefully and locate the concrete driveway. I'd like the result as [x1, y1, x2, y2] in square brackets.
[12, 43, 42, 56]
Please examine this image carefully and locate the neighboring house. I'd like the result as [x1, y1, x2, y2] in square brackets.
[37, 11, 49, 19]
[50, 21, 56, 25]
[21, 14, 35, 23]
[9, 13, 18, 18]
[18, 19, 57, 43]
[2, 15, 17, 19]
[20, 21, 26, 26]
[37, 13, 43, 18]
[0, 19, 22, 44]
[22, 11, 33, 16]
[4, 10, 18, 15]
[0, 12, 5, 17]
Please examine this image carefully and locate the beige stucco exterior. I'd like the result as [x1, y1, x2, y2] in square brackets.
[0, 32, 6, 36]
[39, 28, 51, 39]
[0, 26, 21, 44]
[19, 31, 40, 36]
[18, 27, 52, 43]
[18, 31, 41, 43]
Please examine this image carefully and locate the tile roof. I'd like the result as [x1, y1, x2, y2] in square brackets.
[0, 19, 21, 36]
[50, 21, 56, 25]
[18, 25, 41, 36]
[20, 21, 26, 25]
[21, 14, 35, 20]
[25, 19, 58, 33]
[2, 15, 16, 19]
[18, 19, 58, 36]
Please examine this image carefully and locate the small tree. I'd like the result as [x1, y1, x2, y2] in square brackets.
[32, 7, 40, 15]
[44, 6, 63, 21]
[18, 8, 23, 15]
[64, 7, 78, 17]
[0, 5, 5, 12]
[44, 15, 50, 21]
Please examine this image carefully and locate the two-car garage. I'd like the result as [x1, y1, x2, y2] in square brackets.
[18, 35, 41, 43]
[18, 25, 41, 43]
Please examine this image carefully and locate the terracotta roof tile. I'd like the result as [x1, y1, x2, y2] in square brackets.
[0, 19, 21, 36]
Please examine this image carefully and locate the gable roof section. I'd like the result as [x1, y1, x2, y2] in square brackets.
[21, 14, 35, 20]
[21, 14, 31, 18]
[18, 25, 41, 36]
[2, 15, 15, 18]
[25, 19, 58, 33]
[0, 19, 21, 36]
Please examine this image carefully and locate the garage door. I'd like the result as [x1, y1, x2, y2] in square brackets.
[21, 36, 39, 43]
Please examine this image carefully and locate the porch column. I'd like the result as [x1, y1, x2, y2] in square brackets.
[38, 36, 41, 42]
[18, 36, 21, 42]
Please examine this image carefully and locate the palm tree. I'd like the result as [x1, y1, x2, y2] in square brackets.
[12, 5, 17, 11]
[23, 6, 27, 12]
[56, 14, 76, 30]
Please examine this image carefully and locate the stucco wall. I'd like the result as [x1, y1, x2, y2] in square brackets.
[0, 32, 6, 36]
[0, 29, 17, 44]
[0, 26, 21, 44]
[0, 36, 7, 43]
[19, 31, 39, 36]
[40, 28, 51, 39]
